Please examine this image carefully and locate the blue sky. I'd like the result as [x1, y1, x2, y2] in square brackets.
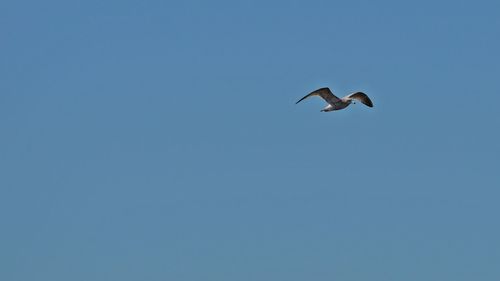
[1, 0, 499, 280]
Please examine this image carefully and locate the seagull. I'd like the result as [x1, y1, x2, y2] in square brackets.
[296, 87, 373, 112]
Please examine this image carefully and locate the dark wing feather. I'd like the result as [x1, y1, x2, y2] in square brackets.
[346, 92, 373, 107]
[296, 87, 340, 104]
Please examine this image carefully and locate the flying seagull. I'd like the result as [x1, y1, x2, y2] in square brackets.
[296, 87, 373, 112]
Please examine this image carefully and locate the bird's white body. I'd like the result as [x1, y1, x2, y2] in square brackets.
[321, 99, 352, 112]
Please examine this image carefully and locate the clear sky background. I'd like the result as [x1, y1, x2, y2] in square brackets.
[1, 0, 499, 280]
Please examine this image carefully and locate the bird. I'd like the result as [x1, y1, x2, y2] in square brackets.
[296, 87, 373, 112]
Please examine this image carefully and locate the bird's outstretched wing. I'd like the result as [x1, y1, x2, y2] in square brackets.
[345, 92, 373, 107]
[296, 87, 340, 105]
